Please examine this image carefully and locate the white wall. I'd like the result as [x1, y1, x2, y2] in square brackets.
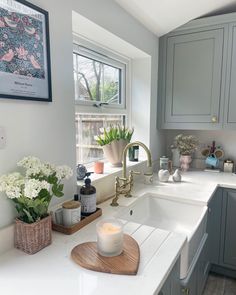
[0, 0, 163, 229]
[0, 1, 76, 229]
[166, 129, 236, 169]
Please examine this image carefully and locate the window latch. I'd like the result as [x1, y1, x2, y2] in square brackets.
[93, 102, 109, 108]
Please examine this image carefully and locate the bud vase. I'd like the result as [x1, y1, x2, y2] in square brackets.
[180, 155, 192, 171]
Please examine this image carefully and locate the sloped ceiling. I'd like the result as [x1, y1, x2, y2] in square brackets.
[114, 0, 236, 36]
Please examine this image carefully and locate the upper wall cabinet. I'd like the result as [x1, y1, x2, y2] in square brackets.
[158, 13, 236, 130]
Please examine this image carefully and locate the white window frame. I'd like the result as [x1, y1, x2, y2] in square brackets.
[73, 35, 131, 123]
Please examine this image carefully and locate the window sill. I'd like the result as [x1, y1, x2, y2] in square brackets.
[77, 158, 147, 186]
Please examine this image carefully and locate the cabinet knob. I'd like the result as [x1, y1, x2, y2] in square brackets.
[211, 116, 217, 123]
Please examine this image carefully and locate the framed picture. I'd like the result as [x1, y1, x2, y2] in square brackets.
[0, 0, 52, 101]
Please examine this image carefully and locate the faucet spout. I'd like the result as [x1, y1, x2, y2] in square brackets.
[122, 141, 152, 179]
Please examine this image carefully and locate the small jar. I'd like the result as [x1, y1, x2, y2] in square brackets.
[94, 161, 104, 174]
[62, 200, 81, 227]
[224, 160, 234, 173]
[96, 219, 123, 257]
[160, 156, 169, 170]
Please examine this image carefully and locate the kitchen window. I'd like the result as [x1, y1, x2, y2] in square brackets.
[73, 39, 129, 165]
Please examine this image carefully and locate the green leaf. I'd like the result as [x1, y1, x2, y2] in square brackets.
[48, 173, 58, 184]
[23, 209, 34, 223]
[52, 184, 64, 197]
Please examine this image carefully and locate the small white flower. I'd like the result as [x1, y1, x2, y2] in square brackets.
[24, 179, 50, 199]
[17, 156, 42, 169]
[55, 165, 73, 180]
[0, 172, 24, 199]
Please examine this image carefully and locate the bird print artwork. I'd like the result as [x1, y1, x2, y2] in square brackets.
[0, 6, 45, 79]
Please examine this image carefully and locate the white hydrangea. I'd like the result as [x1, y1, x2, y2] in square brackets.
[0, 157, 73, 201]
[0, 172, 24, 199]
[55, 165, 73, 180]
[17, 156, 42, 169]
[40, 162, 56, 177]
[25, 162, 56, 178]
[24, 179, 50, 199]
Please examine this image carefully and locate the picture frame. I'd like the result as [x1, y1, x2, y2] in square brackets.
[0, 0, 52, 102]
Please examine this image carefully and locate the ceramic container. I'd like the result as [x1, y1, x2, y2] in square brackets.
[158, 169, 170, 182]
[94, 161, 104, 174]
[102, 139, 129, 167]
[62, 201, 81, 227]
[180, 155, 192, 171]
[172, 169, 182, 182]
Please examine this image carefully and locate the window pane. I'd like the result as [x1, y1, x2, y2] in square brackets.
[73, 53, 121, 105]
[75, 114, 125, 164]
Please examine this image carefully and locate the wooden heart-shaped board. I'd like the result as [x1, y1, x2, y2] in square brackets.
[71, 234, 140, 275]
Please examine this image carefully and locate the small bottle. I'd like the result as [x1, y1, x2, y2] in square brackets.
[79, 173, 96, 216]
[129, 146, 139, 162]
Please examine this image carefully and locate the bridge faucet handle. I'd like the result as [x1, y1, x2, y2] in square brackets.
[130, 170, 141, 176]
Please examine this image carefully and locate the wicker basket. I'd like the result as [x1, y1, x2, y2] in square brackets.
[14, 215, 52, 254]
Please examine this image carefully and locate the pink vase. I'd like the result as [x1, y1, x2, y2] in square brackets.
[180, 155, 192, 171]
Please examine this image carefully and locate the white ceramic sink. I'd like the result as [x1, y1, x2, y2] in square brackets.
[118, 193, 208, 279]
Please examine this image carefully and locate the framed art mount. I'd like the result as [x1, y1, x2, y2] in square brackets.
[0, 0, 52, 101]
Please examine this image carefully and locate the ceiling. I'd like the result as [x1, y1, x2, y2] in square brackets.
[115, 0, 236, 36]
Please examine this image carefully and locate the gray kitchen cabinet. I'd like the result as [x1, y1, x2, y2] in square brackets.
[206, 188, 236, 279]
[207, 188, 223, 265]
[157, 12, 236, 130]
[220, 189, 236, 269]
[160, 26, 226, 130]
[157, 259, 181, 295]
[224, 23, 236, 129]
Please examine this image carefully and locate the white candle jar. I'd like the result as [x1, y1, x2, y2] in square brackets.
[96, 219, 123, 257]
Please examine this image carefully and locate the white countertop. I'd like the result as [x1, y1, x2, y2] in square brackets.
[0, 199, 186, 295]
[1, 170, 236, 295]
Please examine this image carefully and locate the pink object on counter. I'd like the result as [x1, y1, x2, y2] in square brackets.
[94, 161, 104, 174]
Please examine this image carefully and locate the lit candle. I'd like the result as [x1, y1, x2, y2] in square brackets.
[96, 219, 123, 257]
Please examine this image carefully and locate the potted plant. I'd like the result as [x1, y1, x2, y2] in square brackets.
[175, 134, 198, 171]
[95, 125, 134, 166]
[0, 156, 72, 254]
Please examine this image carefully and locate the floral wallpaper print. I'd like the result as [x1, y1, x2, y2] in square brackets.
[0, 7, 45, 79]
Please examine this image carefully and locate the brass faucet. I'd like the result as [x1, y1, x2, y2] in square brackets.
[110, 141, 153, 207]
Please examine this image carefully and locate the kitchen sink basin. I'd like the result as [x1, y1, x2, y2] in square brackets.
[118, 193, 208, 279]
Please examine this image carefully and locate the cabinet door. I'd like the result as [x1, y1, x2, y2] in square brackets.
[207, 188, 223, 265]
[224, 23, 236, 129]
[163, 28, 225, 128]
[221, 189, 236, 269]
